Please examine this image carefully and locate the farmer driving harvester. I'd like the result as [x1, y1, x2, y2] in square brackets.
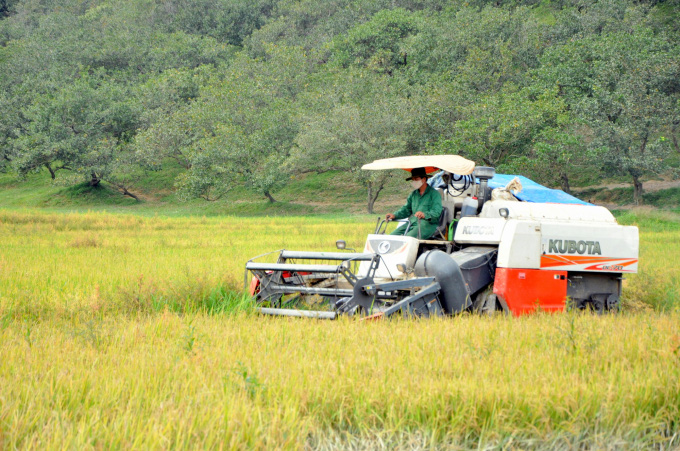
[385, 167, 442, 238]
[246, 153, 639, 319]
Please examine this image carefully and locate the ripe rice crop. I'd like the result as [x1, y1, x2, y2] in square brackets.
[0, 209, 679, 449]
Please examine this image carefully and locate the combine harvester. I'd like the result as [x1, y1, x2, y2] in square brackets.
[245, 155, 639, 319]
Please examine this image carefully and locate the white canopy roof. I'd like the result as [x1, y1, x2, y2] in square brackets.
[361, 155, 475, 175]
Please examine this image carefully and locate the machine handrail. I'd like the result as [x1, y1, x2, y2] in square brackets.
[375, 217, 421, 239]
[245, 262, 344, 273]
[375, 218, 412, 235]
[280, 251, 375, 261]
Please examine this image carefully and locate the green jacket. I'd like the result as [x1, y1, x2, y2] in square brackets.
[393, 184, 443, 224]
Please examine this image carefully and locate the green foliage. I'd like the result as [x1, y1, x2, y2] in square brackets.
[294, 69, 422, 212]
[152, 0, 277, 46]
[329, 8, 420, 73]
[134, 67, 214, 172]
[538, 24, 680, 202]
[0, 0, 18, 17]
[525, 126, 589, 193]
[9, 68, 144, 195]
[0, 0, 679, 207]
[434, 86, 567, 172]
[165, 46, 312, 201]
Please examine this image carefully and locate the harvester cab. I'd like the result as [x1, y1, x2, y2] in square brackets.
[245, 155, 639, 319]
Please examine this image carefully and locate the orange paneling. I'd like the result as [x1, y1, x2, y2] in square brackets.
[493, 268, 568, 316]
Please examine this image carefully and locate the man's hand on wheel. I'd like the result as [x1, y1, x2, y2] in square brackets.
[414, 211, 425, 219]
[385, 213, 395, 221]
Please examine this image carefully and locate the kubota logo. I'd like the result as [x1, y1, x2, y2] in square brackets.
[548, 239, 602, 255]
[461, 225, 495, 235]
[378, 241, 391, 254]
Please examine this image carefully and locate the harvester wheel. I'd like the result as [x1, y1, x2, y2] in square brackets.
[605, 294, 620, 312]
[472, 286, 499, 315]
[590, 293, 621, 314]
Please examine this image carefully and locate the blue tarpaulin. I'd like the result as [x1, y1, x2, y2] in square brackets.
[428, 171, 592, 206]
[488, 174, 592, 206]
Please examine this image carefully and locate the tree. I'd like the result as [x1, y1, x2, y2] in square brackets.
[433, 85, 566, 171]
[10, 69, 144, 198]
[2, 0, 680, 209]
[177, 99, 297, 202]
[294, 69, 422, 213]
[151, 0, 277, 46]
[134, 67, 213, 172]
[163, 46, 314, 202]
[0, 0, 17, 17]
[0, 0, 231, 198]
[402, 5, 549, 152]
[523, 125, 591, 193]
[538, 27, 680, 204]
[329, 8, 420, 74]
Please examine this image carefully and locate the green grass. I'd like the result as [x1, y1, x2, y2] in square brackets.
[4, 163, 678, 218]
[0, 172, 138, 209]
[0, 168, 407, 217]
[576, 185, 680, 209]
[614, 208, 680, 232]
[612, 209, 680, 311]
[642, 187, 680, 209]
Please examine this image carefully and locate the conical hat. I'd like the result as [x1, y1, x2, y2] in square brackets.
[361, 155, 475, 175]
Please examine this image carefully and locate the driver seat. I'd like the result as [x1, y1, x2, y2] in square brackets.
[429, 207, 450, 240]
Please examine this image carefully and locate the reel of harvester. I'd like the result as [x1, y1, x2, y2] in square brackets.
[245, 250, 443, 320]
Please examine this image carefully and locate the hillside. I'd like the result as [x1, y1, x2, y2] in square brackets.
[1, 164, 679, 217]
[1, 0, 679, 211]
[0, 165, 406, 216]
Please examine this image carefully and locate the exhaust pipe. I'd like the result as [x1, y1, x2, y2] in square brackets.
[473, 166, 495, 212]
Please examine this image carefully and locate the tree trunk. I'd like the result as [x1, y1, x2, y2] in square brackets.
[632, 175, 643, 206]
[366, 181, 385, 214]
[107, 179, 141, 201]
[672, 131, 679, 154]
[89, 172, 101, 187]
[171, 153, 192, 170]
[45, 163, 56, 180]
[120, 186, 140, 201]
[560, 171, 571, 194]
[264, 190, 276, 203]
[630, 135, 648, 206]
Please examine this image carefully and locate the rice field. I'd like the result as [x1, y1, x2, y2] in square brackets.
[1, 209, 679, 449]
